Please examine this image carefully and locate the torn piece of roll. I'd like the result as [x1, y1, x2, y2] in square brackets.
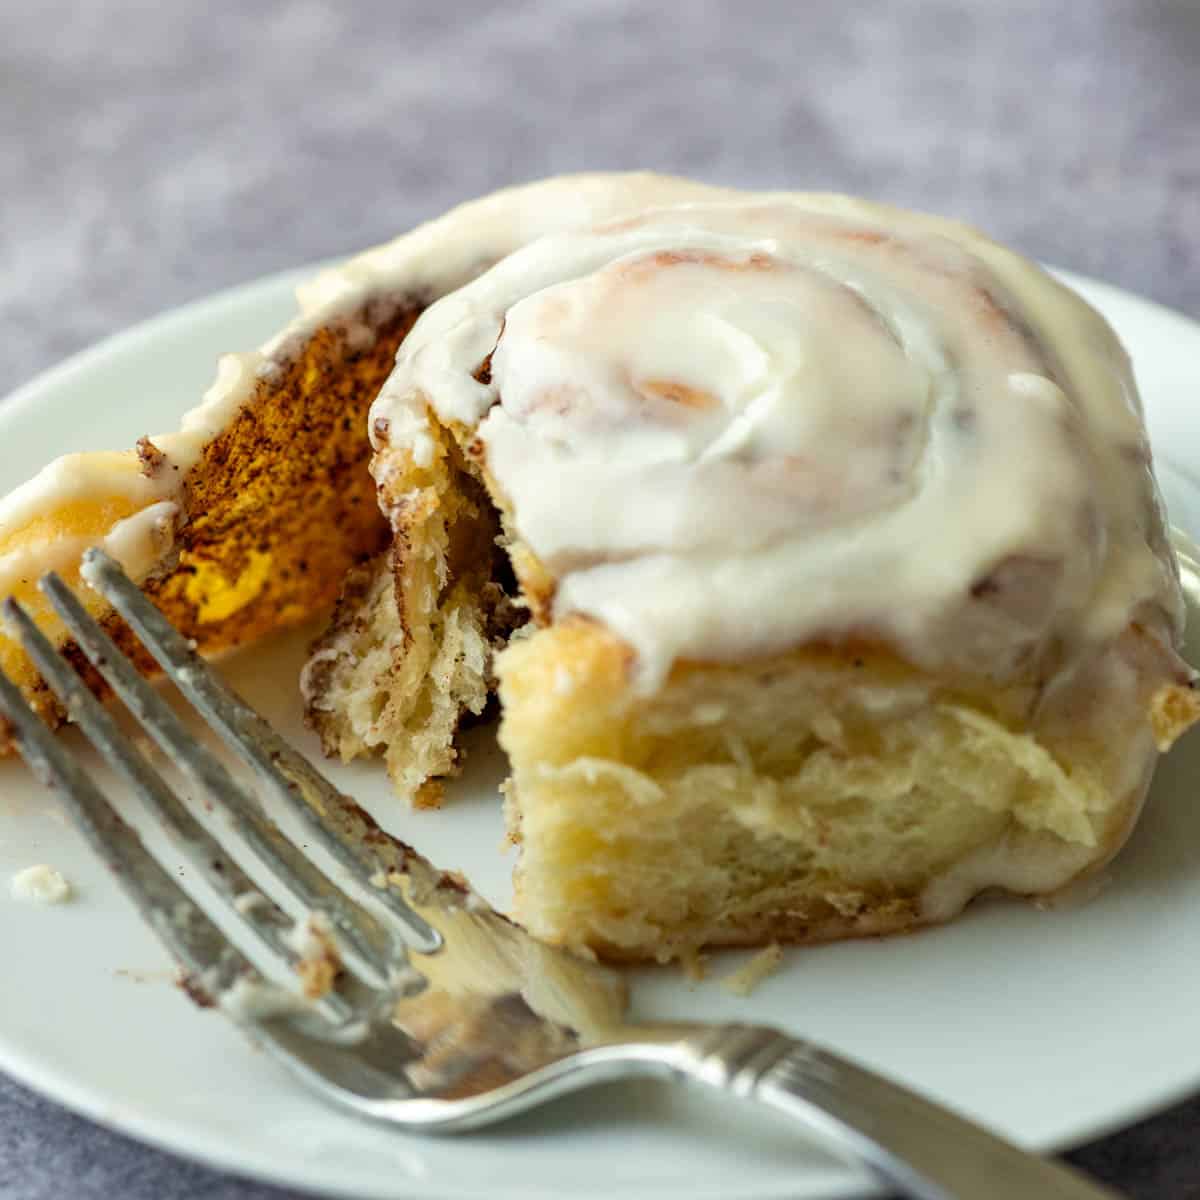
[357, 189, 1199, 962]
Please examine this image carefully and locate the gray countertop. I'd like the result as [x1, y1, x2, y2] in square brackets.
[2, 1, 1198, 1196]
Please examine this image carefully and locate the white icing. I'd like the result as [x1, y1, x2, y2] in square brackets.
[919, 836, 1098, 923]
[293, 173, 729, 327]
[374, 198, 1183, 689]
[10, 864, 72, 905]
[101, 500, 179, 566]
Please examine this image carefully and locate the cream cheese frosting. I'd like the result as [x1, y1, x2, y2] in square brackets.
[371, 197, 1183, 689]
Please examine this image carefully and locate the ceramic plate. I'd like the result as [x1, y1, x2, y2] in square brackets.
[2, 265, 1200, 1200]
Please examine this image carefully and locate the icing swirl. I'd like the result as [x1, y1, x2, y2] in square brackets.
[373, 198, 1182, 688]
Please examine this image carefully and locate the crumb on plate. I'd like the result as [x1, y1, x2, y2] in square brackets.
[10, 864, 73, 905]
[718, 943, 783, 997]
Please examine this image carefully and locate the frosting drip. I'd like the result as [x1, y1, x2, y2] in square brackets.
[374, 200, 1182, 687]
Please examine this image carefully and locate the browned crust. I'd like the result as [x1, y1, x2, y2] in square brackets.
[147, 297, 419, 653]
[578, 897, 927, 965]
[20, 296, 423, 731]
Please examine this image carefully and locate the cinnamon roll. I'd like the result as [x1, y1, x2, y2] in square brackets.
[2, 174, 1195, 964]
[359, 191, 1198, 961]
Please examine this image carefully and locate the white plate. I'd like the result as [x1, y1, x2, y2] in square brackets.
[3, 266, 1200, 1200]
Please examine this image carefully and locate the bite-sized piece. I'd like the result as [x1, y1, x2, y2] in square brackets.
[302, 444, 520, 807]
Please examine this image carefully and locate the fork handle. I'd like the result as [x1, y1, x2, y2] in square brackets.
[658, 1024, 1123, 1200]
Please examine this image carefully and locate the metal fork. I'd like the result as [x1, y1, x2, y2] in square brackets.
[0, 548, 1121, 1200]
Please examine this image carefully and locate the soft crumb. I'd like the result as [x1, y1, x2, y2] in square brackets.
[718, 944, 784, 997]
[10, 865, 73, 905]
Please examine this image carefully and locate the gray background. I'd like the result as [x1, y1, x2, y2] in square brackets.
[2, 0, 1198, 1196]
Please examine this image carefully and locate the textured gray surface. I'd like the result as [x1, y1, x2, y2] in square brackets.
[2, 1, 1199, 1196]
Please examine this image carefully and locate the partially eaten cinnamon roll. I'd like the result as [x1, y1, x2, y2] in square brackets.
[309, 187, 1200, 961]
[3, 174, 1196, 963]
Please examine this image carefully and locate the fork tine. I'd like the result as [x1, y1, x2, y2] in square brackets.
[36, 570, 403, 987]
[0, 662, 250, 1001]
[2, 596, 358, 1029]
[79, 547, 441, 953]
